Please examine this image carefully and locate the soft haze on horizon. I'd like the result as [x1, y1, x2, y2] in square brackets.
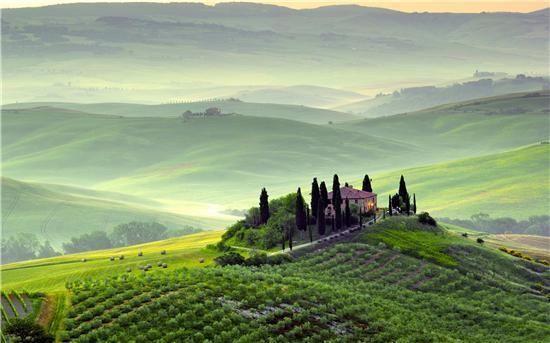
[1, 0, 548, 13]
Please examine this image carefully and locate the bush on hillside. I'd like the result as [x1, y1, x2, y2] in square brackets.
[214, 252, 245, 266]
[418, 212, 437, 226]
[476, 238, 485, 244]
[4, 318, 54, 342]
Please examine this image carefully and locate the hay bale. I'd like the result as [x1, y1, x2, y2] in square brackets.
[199, 258, 205, 263]
[119, 255, 125, 260]
[138, 251, 143, 257]
[109, 257, 115, 261]
[126, 268, 132, 273]
[162, 263, 168, 268]
[160, 250, 167, 255]
[81, 258, 87, 262]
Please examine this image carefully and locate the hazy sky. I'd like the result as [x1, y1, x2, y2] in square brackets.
[1, 0, 548, 12]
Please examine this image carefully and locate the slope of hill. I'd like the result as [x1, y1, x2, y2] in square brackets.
[0, 230, 225, 293]
[4, 217, 547, 341]
[1, 177, 230, 246]
[362, 144, 550, 219]
[2, 100, 359, 124]
[3, 3, 548, 103]
[230, 85, 368, 108]
[338, 91, 550, 158]
[1, 106, 414, 209]
[335, 77, 549, 117]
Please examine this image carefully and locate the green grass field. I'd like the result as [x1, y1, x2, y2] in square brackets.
[0, 230, 225, 293]
[362, 144, 549, 219]
[338, 91, 550, 159]
[2, 177, 232, 246]
[10, 216, 547, 342]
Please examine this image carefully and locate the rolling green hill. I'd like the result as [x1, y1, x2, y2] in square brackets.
[0, 230, 225, 293]
[3, 100, 359, 124]
[1, 106, 414, 209]
[3, 217, 548, 341]
[338, 91, 550, 158]
[1, 177, 231, 246]
[335, 77, 549, 117]
[363, 144, 550, 219]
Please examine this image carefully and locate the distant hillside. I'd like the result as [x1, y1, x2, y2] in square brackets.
[3, 100, 359, 124]
[230, 85, 367, 108]
[3, 3, 548, 103]
[336, 76, 549, 117]
[1, 106, 414, 209]
[1, 177, 230, 246]
[362, 144, 550, 219]
[337, 91, 550, 157]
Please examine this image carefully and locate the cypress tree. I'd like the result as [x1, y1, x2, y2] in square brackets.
[345, 198, 351, 228]
[320, 181, 329, 207]
[413, 193, 417, 214]
[359, 206, 363, 228]
[259, 188, 270, 224]
[388, 194, 393, 216]
[398, 175, 409, 200]
[345, 182, 349, 187]
[332, 174, 343, 231]
[295, 188, 307, 232]
[362, 174, 372, 192]
[311, 178, 320, 224]
[316, 197, 326, 235]
[331, 214, 335, 233]
[405, 194, 411, 216]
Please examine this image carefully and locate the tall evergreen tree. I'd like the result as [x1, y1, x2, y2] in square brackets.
[413, 193, 417, 214]
[310, 178, 320, 223]
[398, 175, 409, 200]
[295, 188, 307, 233]
[288, 225, 293, 251]
[388, 194, 393, 216]
[259, 188, 270, 224]
[345, 182, 349, 187]
[316, 197, 326, 235]
[359, 206, 363, 228]
[320, 181, 329, 207]
[332, 174, 343, 231]
[345, 198, 351, 228]
[362, 174, 373, 192]
[405, 194, 411, 216]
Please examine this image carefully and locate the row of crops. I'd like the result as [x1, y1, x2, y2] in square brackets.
[62, 239, 550, 342]
[1, 291, 34, 323]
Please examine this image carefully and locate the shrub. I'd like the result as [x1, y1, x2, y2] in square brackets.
[418, 212, 437, 226]
[214, 252, 245, 266]
[5, 318, 54, 342]
[245, 251, 268, 266]
[476, 238, 484, 244]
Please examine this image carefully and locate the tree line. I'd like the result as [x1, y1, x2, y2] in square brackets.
[1, 222, 202, 264]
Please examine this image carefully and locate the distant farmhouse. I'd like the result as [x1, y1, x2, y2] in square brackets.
[326, 186, 377, 217]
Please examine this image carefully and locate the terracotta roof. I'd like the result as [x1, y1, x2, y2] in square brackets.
[328, 187, 376, 200]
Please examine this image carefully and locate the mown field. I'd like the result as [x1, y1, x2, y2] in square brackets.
[22, 216, 548, 342]
[0, 230, 225, 293]
[363, 144, 550, 219]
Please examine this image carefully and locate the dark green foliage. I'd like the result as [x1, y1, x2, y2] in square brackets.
[332, 174, 342, 231]
[4, 318, 54, 343]
[259, 188, 270, 224]
[398, 175, 409, 201]
[391, 193, 401, 210]
[477, 238, 485, 244]
[214, 252, 245, 266]
[295, 188, 307, 232]
[319, 181, 329, 209]
[1, 233, 54, 264]
[418, 212, 437, 226]
[413, 193, 417, 214]
[62, 231, 112, 254]
[310, 178, 319, 223]
[110, 222, 168, 247]
[317, 197, 326, 236]
[345, 198, 351, 228]
[388, 194, 392, 216]
[362, 174, 372, 192]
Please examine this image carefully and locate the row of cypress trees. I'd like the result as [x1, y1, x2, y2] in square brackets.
[387, 175, 417, 216]
[259, 173, 375, 250]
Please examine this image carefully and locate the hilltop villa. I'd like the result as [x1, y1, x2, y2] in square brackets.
[326, 186, 377, 216]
